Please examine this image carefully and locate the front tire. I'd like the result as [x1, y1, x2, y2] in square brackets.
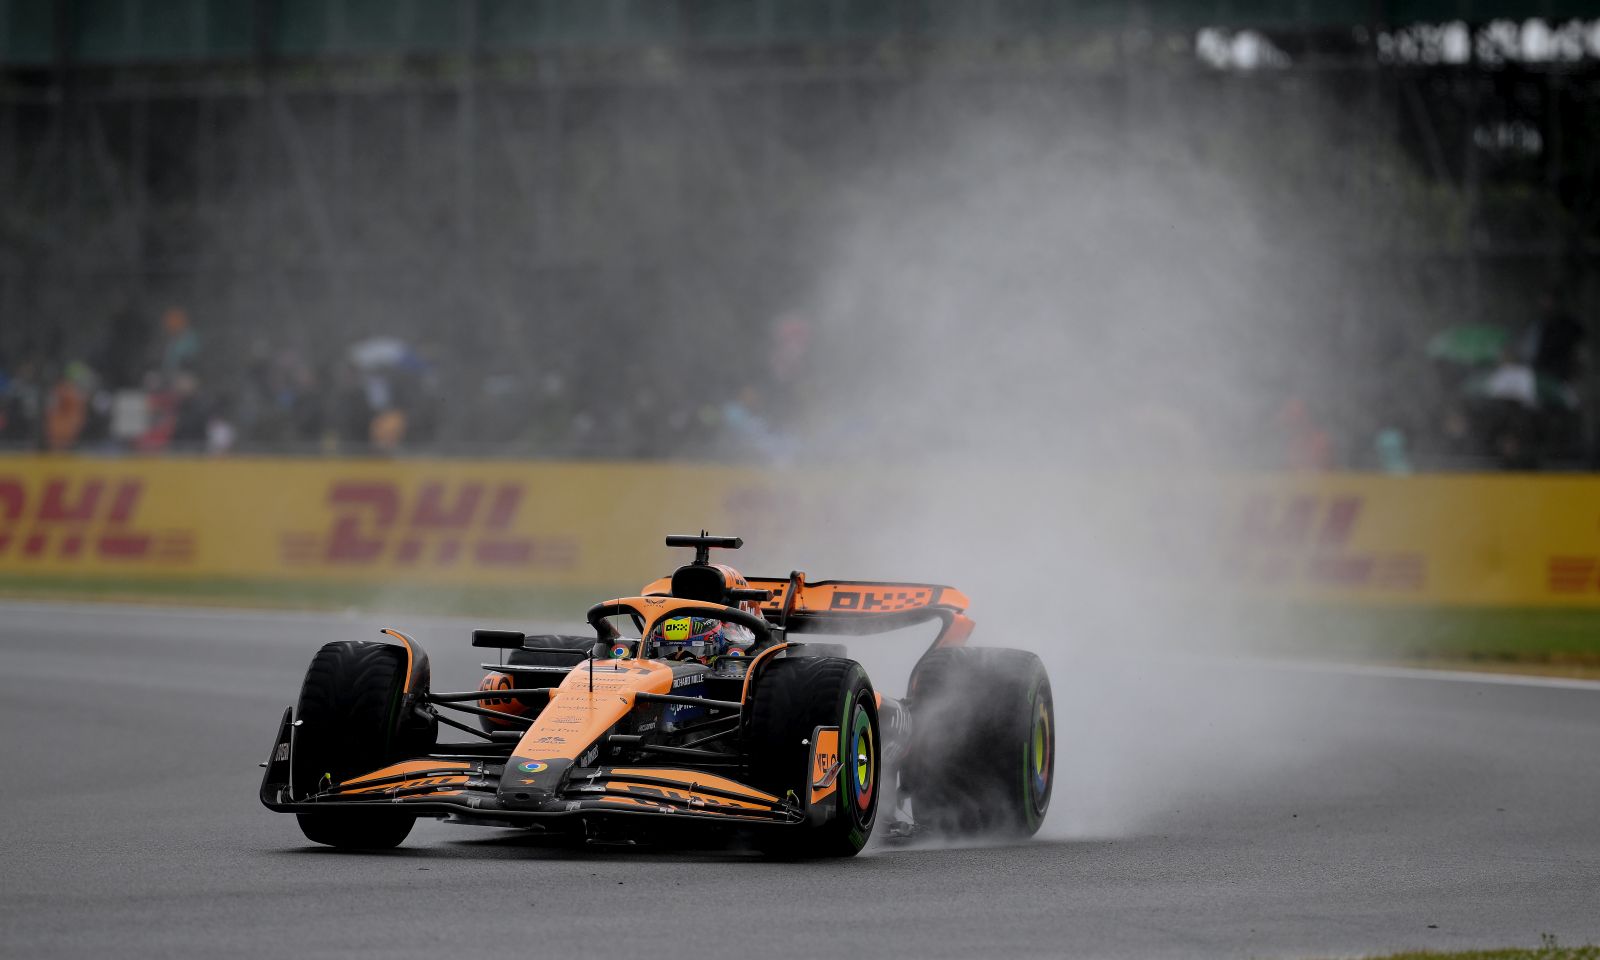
[904, 647, 1054, 839]
[291, 640, 434, 849]
[746, 657, 879, 858]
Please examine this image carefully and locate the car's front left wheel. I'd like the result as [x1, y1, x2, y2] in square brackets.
[291, 640, 434, 849]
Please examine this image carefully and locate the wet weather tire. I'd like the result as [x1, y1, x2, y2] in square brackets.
[291, 640, 434, 849]
[746, 657, 879, 858]
[904, 648, 1053, 839]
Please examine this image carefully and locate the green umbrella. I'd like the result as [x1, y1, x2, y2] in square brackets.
[1426, 324, 1511, 365]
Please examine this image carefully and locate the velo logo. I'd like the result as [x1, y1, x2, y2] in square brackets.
[0, 476, 194, 563]
[279, 480, 577, 569]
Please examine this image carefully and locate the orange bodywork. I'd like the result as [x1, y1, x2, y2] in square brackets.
[380, 628, 421, 692]
[504, 605, 684, 768]
[513, 656, 674, 764]
[809, 728, 841, 806]
[476, 670, 542, 727]
[938, 613, 976, 648]
[638, 574, 973, 648]
[600, 769, 776, 812]
[638, 574, 969, 618]
[605, 768, 779, 805]
[335, 759, 475, 798]
[498, 597, 772, 804]
[740, 642, 789, 702]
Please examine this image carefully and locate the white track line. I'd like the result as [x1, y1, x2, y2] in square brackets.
[1253, 658, 1600, 691]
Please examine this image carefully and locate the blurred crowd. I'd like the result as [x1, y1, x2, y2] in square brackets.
[1271, 289, 1589, 473]
[0, 306, 812, 461]
[0, 294, 1590, 471]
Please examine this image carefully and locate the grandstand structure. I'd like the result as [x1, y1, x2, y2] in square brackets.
[2, 0, 1598, 459]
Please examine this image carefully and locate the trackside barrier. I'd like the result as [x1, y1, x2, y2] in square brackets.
[3, 456, 1600, 607]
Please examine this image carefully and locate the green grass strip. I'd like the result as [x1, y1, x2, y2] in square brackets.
[6, 577, 1600, 677]
[1349, 937, 1599, 960]
[0, 574, 627, 620]
[1246, 605, 1600, 668]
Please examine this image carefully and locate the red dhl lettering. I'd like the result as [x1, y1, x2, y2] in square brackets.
[279, 480, 577, 569]
[1234, 494, 1361, 549]
[1548, 556, 1600, 593]
[1230, 494, 1425, 592]
[0, 477, 193, 563]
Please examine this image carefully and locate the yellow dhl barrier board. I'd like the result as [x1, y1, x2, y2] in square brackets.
[4, 455, 1600, 607]
[0, 457, 769, 589]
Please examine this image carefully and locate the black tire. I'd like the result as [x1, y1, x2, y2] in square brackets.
[746, 657, 879, 858]
[477, 635, 593, 732]
[291, 640, 435, 849]
[904, 647, 1054, 839]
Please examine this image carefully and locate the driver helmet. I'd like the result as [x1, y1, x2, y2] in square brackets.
[650, 615, 754, 663]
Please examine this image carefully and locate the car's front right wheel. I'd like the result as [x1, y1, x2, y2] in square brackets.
[745, 656, 880, 858]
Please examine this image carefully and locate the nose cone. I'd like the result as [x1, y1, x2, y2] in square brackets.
[498, 757, 573, 807]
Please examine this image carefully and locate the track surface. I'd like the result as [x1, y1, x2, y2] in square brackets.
[3, 602, 1598, 959]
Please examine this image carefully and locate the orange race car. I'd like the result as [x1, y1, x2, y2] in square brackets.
[259, 534, 1054, 857]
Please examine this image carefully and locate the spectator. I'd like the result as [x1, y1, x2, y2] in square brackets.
[1480, 349, 1538, 410]
[135, 371, 178, 452]
[370, 406, 407, 453]
[1373, 428, 1413, 474]
[170, 372, 208, 449]
[44, 362, 92, 451]
[100, 303, 152, 390]
[108, 386, 151, 448]
[1482, 398, 1541, 469]
[0, 360, 43, 447]
[769, 312, 813, 382]
[206, 399, 237, 455]
[159, 306, 200, 374]
[1527, 288, 1585, 386]
[330, 361, 373, 449]
[1275, 396, 1334, 471]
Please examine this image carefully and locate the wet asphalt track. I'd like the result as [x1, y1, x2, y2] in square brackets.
[2, 601, 1599, 960]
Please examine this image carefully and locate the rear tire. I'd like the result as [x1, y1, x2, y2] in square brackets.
[746, 657, 879, 858]
[904, 647, 1053, 839]
[291, 640, 434, 849]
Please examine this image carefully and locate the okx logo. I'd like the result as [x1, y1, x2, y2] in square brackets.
[279, 480, 577, 569]
[0, 476, 194, 563]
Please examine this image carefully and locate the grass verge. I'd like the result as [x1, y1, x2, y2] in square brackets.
[1346, 938, 1598, 960]
[1246, 605, 1600, 676]
[0, 575, 621, 621]
[4, 577, 1600, 678]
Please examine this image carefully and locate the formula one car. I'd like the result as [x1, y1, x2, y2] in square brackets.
[259, 534, 1053, 857]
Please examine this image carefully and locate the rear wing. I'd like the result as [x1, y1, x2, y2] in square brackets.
[639, 573, 974, 648]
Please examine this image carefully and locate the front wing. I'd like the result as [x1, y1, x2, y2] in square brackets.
[259, 708, 840, 834]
